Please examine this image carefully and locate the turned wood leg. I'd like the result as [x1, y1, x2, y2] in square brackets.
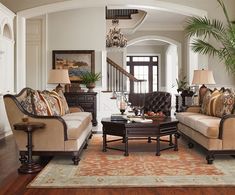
[169, 135, 173, 146]
[72, 156, 80, 165]
[188, 142, 194, 148]
[102, 132, 107, 152]
[148, 137, 152, 143]
[174, 133, 180, 151]
[122, 136, 125, 143]
[124, 136, 129, 156]
[206, 153, 214, 164]
[83, 142, 88, 149]
[19, 153, 27, 164]
[156, 136, 161, 156]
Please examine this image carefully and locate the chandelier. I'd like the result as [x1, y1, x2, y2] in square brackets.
[106, 19, 127, 48]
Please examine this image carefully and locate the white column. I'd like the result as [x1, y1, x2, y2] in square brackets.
[16, 15, 26, 92]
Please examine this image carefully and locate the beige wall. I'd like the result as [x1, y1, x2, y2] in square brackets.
[47, 7, 106, 87]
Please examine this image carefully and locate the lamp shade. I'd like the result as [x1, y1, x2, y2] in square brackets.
[48, 69, 71, 84]
[192, 69, 216, 85]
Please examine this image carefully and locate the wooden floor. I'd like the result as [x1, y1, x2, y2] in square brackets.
[1, 135, 235, 195]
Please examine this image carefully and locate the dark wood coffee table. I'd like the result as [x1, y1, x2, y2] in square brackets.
[101, 117, 179, 156]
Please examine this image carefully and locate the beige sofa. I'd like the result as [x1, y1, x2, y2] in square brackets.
[176, 105, 235, 164]
[4, 88, 92, 165]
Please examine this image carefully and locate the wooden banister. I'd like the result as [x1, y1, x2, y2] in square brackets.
[105, 57, 144, 93]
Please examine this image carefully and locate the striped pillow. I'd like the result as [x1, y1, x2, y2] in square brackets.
[200, 89, 212, 114]
[207, 89, 222, 116]
[56, 89, 70, 115]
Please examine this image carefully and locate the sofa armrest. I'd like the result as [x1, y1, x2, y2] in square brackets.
[219, 114, 235, 149]
[185, 106, 201, 113]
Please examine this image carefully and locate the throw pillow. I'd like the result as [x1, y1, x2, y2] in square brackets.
[215, 89, 235, 117]
[200, 89, 212, 114]
[20, 89, 34, 114]
[39, 90, 61, 116]
[56, 89, 70, 115]
[207, 89, 222, 116]
[31, 90, 48, 116]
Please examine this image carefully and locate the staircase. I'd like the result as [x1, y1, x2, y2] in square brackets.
[105, 58, 145, 93]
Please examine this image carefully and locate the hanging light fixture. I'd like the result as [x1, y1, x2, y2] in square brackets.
[106, 19, 127, 48]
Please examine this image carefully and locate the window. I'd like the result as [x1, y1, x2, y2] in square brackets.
[126, 56, 159, 93]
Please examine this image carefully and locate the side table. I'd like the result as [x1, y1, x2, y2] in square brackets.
[13, 122, 45, 174]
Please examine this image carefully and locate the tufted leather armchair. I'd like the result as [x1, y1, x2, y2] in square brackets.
[129, 91, 172, 116]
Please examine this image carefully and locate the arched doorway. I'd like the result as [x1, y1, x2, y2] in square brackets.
[127, 35, 181, 94]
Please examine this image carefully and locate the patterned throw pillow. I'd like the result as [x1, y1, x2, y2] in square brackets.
[20, 89, 34, 114]
[39, 90, 61, 116]
[207, 89, 222, 116]
[31, 90, 48, 116]
[200, 89, 212, 114]
[56, 89, 70, 114]
[215, 89, 235, 118]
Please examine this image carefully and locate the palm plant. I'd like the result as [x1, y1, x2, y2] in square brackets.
[185, 0, 235, 74]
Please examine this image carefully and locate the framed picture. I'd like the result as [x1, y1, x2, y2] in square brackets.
[52, 50, 95, 82]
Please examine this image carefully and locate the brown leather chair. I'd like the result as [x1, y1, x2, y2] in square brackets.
[128, 91, 172, 116]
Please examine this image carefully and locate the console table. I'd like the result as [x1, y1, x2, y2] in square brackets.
[64, 92, 97, 126]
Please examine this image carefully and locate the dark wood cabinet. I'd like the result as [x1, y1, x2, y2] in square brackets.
[64, 92, 97, 126]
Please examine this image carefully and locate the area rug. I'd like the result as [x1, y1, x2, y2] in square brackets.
[28, 134, 235, 188]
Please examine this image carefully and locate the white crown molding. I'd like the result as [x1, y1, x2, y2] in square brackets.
[17, 0, 207, 18]
[0, 3, 15, 18]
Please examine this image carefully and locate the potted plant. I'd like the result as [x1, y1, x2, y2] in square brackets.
[80, 72, 101, 92]
[185, 0, 235, 74]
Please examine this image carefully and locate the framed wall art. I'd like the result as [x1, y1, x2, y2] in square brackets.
[52, 50, 95, 83]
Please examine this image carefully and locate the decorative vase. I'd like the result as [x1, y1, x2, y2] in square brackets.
[86, 83, 96, 92]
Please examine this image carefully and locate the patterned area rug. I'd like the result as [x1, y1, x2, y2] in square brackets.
[28, 134, 235, 188]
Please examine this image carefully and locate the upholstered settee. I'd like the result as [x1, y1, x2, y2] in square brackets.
[4, 88, 92, 165]
[176, 88, 235, 164]
[128, 91, 172, 116]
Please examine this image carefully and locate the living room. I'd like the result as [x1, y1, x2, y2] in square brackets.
[0, 0, 235, 194]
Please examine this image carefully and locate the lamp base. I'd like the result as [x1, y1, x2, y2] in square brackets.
[55, 84, 63, 92]
[199, 84, 207, 105]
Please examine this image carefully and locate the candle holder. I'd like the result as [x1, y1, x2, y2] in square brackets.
[116, 92, 128, 115]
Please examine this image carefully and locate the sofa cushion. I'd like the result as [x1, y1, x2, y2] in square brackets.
[62, 112, 92, 139]
[176, 112, 220, 138]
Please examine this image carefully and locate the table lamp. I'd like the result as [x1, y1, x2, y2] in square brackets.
[48, 69, 71, 92]
[192, 69, 216, 105]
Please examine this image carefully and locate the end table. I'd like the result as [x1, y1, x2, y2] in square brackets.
[14, 121, 45, 174]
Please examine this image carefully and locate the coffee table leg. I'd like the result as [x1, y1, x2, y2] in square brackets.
[124, 136, 129, 156]
[148, 137, 151, 143]
[169, 134, 173, 146]
[102, 130, 107, 152]
[174, 133, 179, 151]
[156, 136, 161, 156]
